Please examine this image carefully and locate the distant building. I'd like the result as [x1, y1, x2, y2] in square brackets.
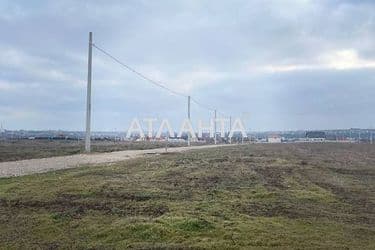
[168, 138, 186, 143]
[306, 131, 326, 142]
[267, 134, 282, 143]
[256, 138, 268, 143]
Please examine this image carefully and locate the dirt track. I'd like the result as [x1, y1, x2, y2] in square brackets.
[0, 144, 233, 178]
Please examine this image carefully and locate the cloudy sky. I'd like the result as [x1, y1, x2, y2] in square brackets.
[1, 0, 375, 131]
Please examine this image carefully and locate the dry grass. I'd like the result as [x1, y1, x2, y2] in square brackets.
[0, 139, 187, 162]
[0, 143, 374, 249]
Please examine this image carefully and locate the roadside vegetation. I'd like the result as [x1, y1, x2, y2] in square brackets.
[0, 143, 374, 249]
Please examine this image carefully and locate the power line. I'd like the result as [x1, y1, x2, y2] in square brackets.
[92, 43, 231, 117]
[92, 43, 187, 98]
[190, 97, 215, 112]
[85, 33, 237, 152]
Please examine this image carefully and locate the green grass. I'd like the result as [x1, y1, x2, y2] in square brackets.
[0, 143, 374, 249]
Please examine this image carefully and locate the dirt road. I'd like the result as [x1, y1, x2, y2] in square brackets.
[0, 144, 233, 178]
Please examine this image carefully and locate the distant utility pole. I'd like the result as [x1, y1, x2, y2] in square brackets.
[229, 116, 232, 144]
[358, 131, 361, 144]
[85, 32, 93, 153]
[335, 131, 338, 142]
[371, 131, 373, 144]
[214, 110, 217, 144]
[187, 96, 191, 146]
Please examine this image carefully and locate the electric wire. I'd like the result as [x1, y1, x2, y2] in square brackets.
[93, 43, 187, 98]
[92, 43, 230, 117]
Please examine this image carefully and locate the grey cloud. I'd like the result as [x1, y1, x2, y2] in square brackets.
[0, 0, 374, 130]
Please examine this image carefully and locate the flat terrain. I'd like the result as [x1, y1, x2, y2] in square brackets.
[0, 143, 374, 249]
[0, 144, 229, 178]
[0, 139, 188, 162]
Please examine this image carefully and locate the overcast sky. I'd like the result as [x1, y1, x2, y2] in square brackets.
[1, 0, 375, 131]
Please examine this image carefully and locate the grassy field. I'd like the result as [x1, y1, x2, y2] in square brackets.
[0, 139, 188, 162]
[0, 143, 374, 249]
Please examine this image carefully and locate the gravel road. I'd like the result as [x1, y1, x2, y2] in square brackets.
[0, 144, 233, 178]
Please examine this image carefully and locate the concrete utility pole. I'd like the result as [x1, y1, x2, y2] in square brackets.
[229, 116, 232, 144]
[358, 131, 361, 144]
[85, 32, 93, 153]
[187, 96, 191, 146]
[214, 109, 217, 144]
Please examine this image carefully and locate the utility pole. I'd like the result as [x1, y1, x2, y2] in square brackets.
[85, 32, 93, 153]
[214, 110, 217, 144]
[358, 131, 361, 144]
[187, 96, 191, 146]
[371, 131, 373, 144]
[229, 116, 232, 144]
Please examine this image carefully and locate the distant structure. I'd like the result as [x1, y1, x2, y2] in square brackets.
[306, 131, 326, 142]
[267, 134, 282, 143]
[0, 124, 4, 133]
